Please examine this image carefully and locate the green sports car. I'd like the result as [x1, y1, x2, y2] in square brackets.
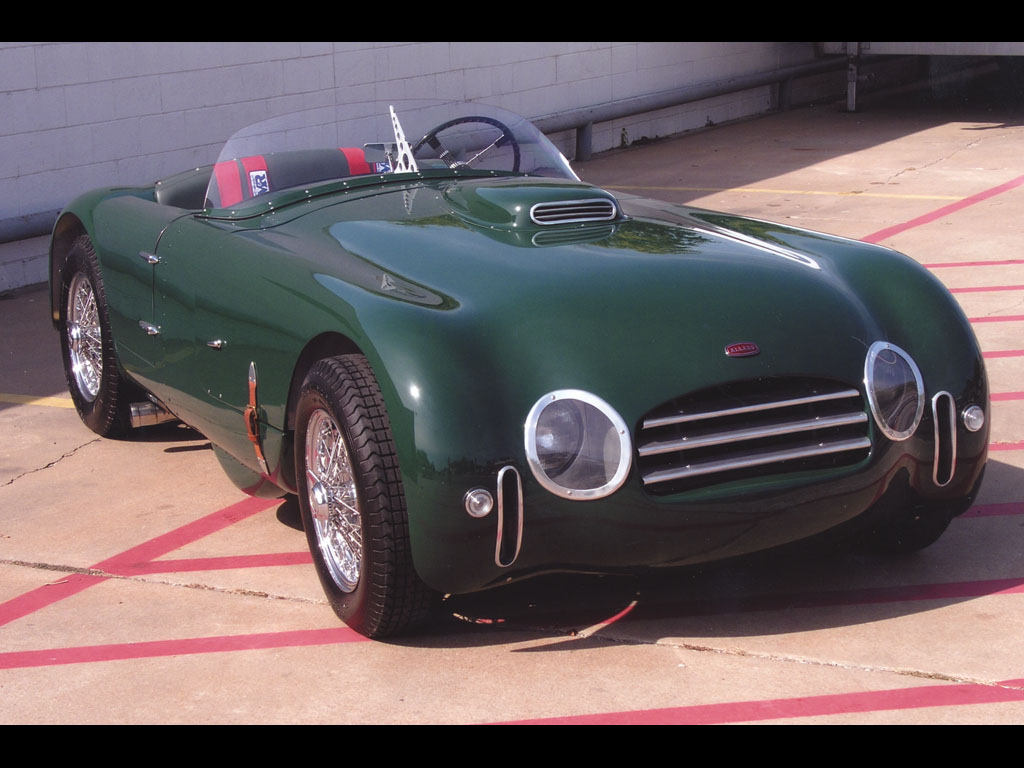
[49, 101, 989, 637]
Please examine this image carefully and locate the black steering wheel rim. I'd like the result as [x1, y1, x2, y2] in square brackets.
[413, 115, 521, 174]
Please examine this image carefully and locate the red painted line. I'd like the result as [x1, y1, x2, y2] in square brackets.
[985, 349, 1024, 359]
[951, 285, 1024, 294]
[95, 496, 277, 572]
[113, 551, 311, 576]
[0, 627, 365, 670]
[991, 391, 1024, 401]
[926, 259, 1024, 269]
[0, 496, 279, 627]
[862, 175, 1024, 244]
[965, 502, 1024, 518]
[991, 441, 1024, 451]
[0, 573, 106, 629]
[504, 678, 1024, 724]
[970, 315, 1024, 324]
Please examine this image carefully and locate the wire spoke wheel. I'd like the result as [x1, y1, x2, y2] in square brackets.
[305, 408, 362, 592]
[295, 354, 436, 637]
[66, 272, 103, 402]
[58, 234, 130, 436]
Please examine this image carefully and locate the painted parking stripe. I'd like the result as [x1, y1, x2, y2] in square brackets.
[0, 393, 75, 408]
[0, 572, 105, 630]
[951, 285, 1024, 294]
[1, 496, 1021, 671]
[115, 551, 311, 576]
[965, 502, 1024, 517]
[985, 350, 1024, 359]
[862, 174, 1024, 244]
[94, 496, 277, 572]
[991, 391, 1024, 401]
[926, 259, 1024, 269]
[0, 627, 364, 671]
[4, 573, 1022, 671]
[970, 315, 1024, 324]
[0, 496, 277, 628]
[502, 678, 1024, 724]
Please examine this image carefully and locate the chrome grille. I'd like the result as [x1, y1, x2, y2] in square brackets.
[638, 379, 871, 494]
[530, 199, 617, 225]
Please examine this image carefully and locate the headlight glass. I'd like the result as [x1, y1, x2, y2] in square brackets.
[525, 390, 632, 500]
[864, 341, 925, 441]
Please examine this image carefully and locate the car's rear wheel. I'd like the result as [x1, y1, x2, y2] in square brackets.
[295, 354, 435, 637]
[59, 235, 130, 436]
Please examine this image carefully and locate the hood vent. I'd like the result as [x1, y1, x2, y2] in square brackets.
[530, 199, 617, 225]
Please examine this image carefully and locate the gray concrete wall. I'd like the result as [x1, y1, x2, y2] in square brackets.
[0, 42, 832, 291]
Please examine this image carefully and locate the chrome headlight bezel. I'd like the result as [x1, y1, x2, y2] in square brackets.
[864, 341, 925, 442]
[524, 389, 632, 500]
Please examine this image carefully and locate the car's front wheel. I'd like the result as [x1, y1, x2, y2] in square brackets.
[295, 354, 435, 638]
[59, 235, 130, 436]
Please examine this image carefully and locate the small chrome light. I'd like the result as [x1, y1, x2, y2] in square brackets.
[962, 405, 985, 433]
[464, 488, 494, 518]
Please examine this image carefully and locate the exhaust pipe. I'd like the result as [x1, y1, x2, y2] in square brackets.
[129, 401, 178, 428]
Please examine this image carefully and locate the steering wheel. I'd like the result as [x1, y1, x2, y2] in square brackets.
[413, 116, 521, 173]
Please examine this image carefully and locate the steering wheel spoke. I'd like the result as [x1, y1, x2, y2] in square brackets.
[413, 116, 521, 173]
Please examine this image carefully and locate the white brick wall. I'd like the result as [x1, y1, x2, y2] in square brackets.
[0, 42, 832, 291]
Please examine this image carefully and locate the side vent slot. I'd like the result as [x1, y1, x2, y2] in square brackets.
[932, 391, 956, 487]
[494, 466, 523, 567]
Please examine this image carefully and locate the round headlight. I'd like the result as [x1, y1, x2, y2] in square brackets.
[864, 341, 925, 441]
[525, 390, 632, 500]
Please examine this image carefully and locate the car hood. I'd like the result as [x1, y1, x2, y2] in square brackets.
[248, 177, 944, 421]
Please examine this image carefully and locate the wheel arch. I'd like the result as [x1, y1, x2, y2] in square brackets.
[49, 213, 89, 327]
[279, 331, 365, 492]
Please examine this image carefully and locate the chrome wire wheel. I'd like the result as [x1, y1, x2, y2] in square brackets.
[304, 407, 361, 592]
[66, 272, 103, 402]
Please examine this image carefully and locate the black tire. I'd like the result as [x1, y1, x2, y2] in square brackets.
[295, 354, 435, 638]
[58, 235, 130, 437]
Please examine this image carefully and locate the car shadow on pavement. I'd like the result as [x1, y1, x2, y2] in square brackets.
[402, 458, 1024, 649]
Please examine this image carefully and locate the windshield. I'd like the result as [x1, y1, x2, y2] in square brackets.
[206, 100, 578, 210]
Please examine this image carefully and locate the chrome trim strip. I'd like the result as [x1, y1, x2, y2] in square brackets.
[932, 391, 957, 487]
[529, 198, 617, 225]
[643, 389, 860, 430]
[642, 437, 871, 485]
[638, 411, 868, 456]
[494, 466, 523, 568]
